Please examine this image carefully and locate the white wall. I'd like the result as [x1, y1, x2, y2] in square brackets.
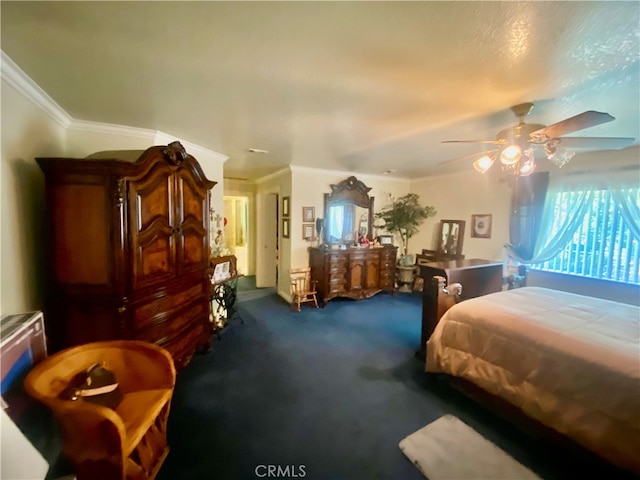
[410, 169, 512, 262]
[1, 80, 66, 315]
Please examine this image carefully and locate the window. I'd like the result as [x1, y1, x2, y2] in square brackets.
[532, 187, 639, 285]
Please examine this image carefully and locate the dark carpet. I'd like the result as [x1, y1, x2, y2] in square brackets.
[156, 282, 637, 480]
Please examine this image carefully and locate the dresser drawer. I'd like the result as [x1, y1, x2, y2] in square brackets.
[328, 277, 347, 293]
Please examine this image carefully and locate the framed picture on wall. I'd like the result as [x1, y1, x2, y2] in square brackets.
[471, 214, 492, 239]
[282, 196, 290, 217]
[303, 223, 314, 240]
[303, 206, 315, 223]
[282, 218, 290, 239]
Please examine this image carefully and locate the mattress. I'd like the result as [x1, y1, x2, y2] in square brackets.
[426, 286, 640, 473]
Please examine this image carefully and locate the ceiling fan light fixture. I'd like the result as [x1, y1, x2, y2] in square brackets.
[473, 155, 495, 173]
[444, 102, 631, 178]
[500, 144, 521, 165]
[546, 144, 575, 168]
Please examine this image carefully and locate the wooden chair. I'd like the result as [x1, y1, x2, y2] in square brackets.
[24, 340, 176, 480]
[289, 267, 319, 312]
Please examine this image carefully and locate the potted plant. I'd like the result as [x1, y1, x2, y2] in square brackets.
[375, 193, 436, 292]
[375, 193, 436, 258]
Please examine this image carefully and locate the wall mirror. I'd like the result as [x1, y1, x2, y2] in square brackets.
[323, 176, 374, 244]
[437, 220, 465, 259]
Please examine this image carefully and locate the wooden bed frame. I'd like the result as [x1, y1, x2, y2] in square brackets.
[423, 276, 637, 476]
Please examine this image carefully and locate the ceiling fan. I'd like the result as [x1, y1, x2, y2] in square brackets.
[441, 102, 635, 176]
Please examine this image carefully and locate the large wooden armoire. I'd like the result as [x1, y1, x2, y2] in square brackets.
[37, 142, 216, 369]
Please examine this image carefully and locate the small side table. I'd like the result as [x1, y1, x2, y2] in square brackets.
[209, 255, 244, 338]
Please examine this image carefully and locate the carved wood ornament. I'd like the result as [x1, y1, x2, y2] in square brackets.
[162, 141, 188, 165]
[328, 176, 373, 208]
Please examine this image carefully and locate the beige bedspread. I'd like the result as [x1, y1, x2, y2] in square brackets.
[426, 286, 640, 473]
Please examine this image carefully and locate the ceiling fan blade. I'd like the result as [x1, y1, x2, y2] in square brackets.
[555, 136, 636, 150]
[442, 140, 503, 145]
[439, 149, 498, 165]
[530, 111, 615, 139]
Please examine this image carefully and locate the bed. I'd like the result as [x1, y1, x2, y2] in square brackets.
[425, 284, 640, 474]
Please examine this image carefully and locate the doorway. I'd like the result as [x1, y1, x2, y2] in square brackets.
[223, 196, 249, 275]
[256, 192, 279, 288]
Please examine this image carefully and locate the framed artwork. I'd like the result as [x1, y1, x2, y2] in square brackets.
[303, 206, 315, 223]
[471, 214, 492, 239]
[378, 234, 394, 245]
[282, 218, 290, 238]
[282, 196, 290, 217]
[302, 223, 314, 240]
[438, 219, 465, 257]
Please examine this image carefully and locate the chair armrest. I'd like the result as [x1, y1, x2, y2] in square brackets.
[39, 396, 127, 462]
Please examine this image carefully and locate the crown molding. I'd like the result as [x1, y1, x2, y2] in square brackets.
[3, 50, 228, 165]
[254, 166, 291, 185]
[154, 131, 228, 164]
[68, 121, 228, 164]
[1, 50, 72, 127]
[289, 164, 411, 184]
[69, 118, 157, 139]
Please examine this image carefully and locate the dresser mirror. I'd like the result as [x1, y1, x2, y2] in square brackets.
[323, 176, 375, 244]
[438, 219, 465, 259]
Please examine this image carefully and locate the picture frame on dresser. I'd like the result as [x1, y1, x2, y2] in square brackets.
[378, 234, 394, 245]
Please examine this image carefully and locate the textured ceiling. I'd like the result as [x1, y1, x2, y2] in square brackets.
[2, 1, 639, 180]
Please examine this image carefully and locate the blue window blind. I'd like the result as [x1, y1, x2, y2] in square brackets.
[533, 188, 640, 285]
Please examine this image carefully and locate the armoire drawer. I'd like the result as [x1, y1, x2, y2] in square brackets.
[136, 300, 208, 344]
[159, 319, 210, 369]
[133, 284, 205, 330]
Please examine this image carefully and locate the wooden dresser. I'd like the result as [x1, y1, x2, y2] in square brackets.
[309, 246, 397, 305]
[37, 142, 216, 369]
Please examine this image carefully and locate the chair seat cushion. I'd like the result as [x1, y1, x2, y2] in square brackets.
[116, 388, 173, 456]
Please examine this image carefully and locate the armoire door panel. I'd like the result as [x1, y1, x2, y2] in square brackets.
[176, 170, 207, 224]
[135, 232, 175, 284]
[129, 168, 176, 288]
[130, 168, 174, 234]
[181, 233, 207, 267]
[175, 170, 209, 273]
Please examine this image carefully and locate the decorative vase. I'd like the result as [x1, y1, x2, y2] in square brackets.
[396, 265, 416, 293]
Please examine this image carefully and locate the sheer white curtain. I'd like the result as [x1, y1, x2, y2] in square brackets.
[328, 206, 344, 242]
[611, 187, 640, 241]
[517, 168, 640, 265]
[528, 188, 593, 264]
